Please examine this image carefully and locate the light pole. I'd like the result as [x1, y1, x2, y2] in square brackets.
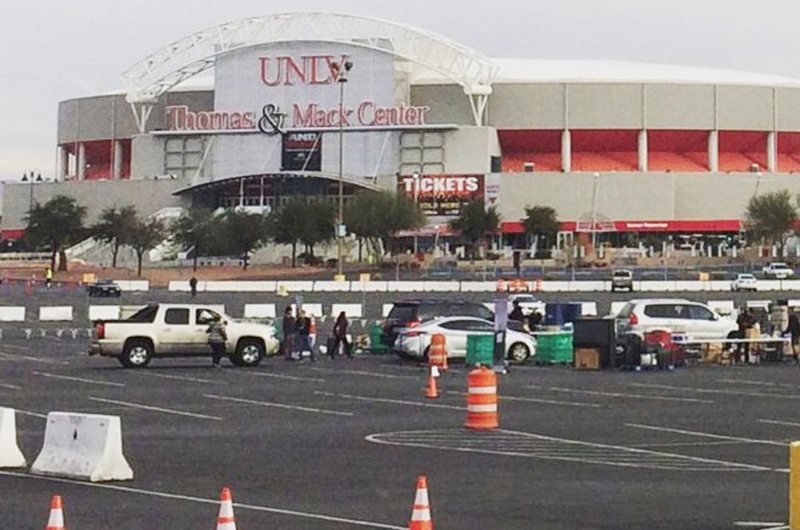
[591, 172, 600, 250]
[22, 172, 42, 220]
[412, 171, 420, 255]
[333, 59, 353, 279]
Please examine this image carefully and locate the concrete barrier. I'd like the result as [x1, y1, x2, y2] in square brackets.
[114, 280, 149, 291]
[609, 301, 628, 317]
[352, 281, 388, 292]
[423, 281, 460, 292]
[0, 408, 26, 468]
[382, 304, 394, 317]
[278, 281, 314, 293]
[120, 305, 147, 319]
[388, 281, 424, 292]
[708, 300, 735, 316]
[579, 302, 598, 317]
[89, 306, 120, 321]
[313, 281, 351, 292]
[296, 303, 323, 318]
[244, 304, 276, 319]
[460, 281, 497, 292]
[332, 303, 363, 318]
[31, 412, 133, 482]
[0, 307, 25, 322]
[569, 281, 605, 292]
[39, 306, 73, 321]
[542, 281, 569, 292]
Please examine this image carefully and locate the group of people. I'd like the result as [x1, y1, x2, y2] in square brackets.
[281, 306, 351, 361]
[508, 300, 543, 332]
[734, 305, 800, 363]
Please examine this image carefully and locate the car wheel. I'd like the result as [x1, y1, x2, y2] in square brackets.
[507, 342, 531, 363]
[234, 338, 264, 367]
[121, 339, 153, 368]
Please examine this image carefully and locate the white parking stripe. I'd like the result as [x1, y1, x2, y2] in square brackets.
[453, 391, 600, 408]
[0, 470, 405, 530]
[628, 382, 800, 400]
[308, 367, 418, 380]
[315, 390, 464, 410]
[0, 382, 21, 390]
[34, 371, 125, 387]
[12, 408, 47, 419]
[245, 372, 326, 383]
[89, 397, 223, 421]
[204, 394, 353, 416]
[132, 372, 227, 385]
[532, 385, 714, 404]
[760, 419, 800, 429]
[0, 352, 70, 365]
[625, 423, 788, 447]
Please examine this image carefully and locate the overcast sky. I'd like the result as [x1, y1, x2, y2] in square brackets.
[2, 0, 800, 181]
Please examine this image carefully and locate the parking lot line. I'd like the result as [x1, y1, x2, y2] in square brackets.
[627, 382, 800, 400]
[307, 367, 419, 380]
[625, 423, 788, 447]
[0, 470, 405, 530]
[204, 393, 354, 416]
[455, 391, 601, 408]
[530, 385, 714, 404]
[244, 372, 326, 383]
[0, 382, 21, 390]
[12, 408, 47, 419]
[34, 371, 125, 387]
[315, 390, 464, 410]
[88, 397, 223, 420]
[0, 352, 70, 365]
[131, 372, 228, 385]
[759, 419, 800, 429]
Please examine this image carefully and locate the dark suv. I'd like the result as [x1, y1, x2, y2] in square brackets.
[382, 299, 495, 348]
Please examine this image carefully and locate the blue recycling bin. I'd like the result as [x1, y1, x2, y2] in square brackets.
[544, 302, 582, 326]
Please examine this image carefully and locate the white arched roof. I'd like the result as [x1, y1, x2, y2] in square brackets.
[121, 11, 497, 104]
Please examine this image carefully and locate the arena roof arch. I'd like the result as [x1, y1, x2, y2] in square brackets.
[122, 12, 498, 132]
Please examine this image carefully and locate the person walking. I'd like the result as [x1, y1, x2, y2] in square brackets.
[282, 306, 297, 360]
[206, 315, 228, 367]
[330, 311, 352, 359]
[789, 307, 800, 362]
[296, 309, 315, 361]
[189, 276, 198, 298]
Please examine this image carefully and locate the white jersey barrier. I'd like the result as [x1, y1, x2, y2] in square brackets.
[0, 408, 26, 468]
[31, 412, 133, 482]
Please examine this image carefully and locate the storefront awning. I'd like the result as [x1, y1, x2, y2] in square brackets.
[501, 219, 742, 234]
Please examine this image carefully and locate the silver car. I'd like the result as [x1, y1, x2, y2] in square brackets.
[394, 316, 537, 363]
[615, 298, 738, 341]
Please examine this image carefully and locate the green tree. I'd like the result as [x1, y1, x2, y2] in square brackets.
[448, 199, 500, 262]
[170, 208, 215, 271]
[745, 190, 797, 252]
[92, 205, 138, 268]
[128, 217, 166, 277]
[522, 205, 560, 253]
[218, 210, 269, 270]
[344, 190, 424, 261]
[25, 195, 87, 271]
[270, 196, 309, 267]
[299, 200, 335, 260]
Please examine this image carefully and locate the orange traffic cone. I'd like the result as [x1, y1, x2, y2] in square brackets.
[425, 366, 439, 399]
[408, 475, 433, 530]
[216, 487, 236, 530]
[45, 495, 65, 530]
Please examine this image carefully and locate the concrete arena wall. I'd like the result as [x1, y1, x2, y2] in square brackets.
[1, 179, 186, 230]
[496, 171, 800, 222]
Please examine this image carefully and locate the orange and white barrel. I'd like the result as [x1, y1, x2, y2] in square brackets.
[428, 333, 448, 370]
[496, 279, 506, 293]
[465, 366, 498, 430]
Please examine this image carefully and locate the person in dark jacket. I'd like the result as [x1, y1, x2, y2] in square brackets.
[189, 276, 198, 298]
[508, 300, 525, 324]
[736, 308, 756, 363]
[788, 307, 800, 362]
[296, 309, 315, 362]
[330, 311, 352, 359]
[206, 316, 227, 367]
[282, 306, 297, 360]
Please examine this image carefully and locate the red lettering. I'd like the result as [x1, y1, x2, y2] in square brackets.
[284, 56, 305, 86]
[259, 57, 281, 86]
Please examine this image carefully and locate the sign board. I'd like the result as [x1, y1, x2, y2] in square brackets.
[282, 132, 322, 171]
[397, 174, 485, 216]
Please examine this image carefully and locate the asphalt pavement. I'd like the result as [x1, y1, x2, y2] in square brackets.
[1, 326, 800, 529]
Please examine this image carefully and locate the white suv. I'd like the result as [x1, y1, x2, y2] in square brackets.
[615, 298, 738, 341]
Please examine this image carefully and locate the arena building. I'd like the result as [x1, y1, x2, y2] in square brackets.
[5, 11, 800, 258]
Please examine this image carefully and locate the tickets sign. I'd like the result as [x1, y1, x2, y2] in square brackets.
[397, 174, 485, 216]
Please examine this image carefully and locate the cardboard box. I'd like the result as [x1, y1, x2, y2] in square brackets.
[574, 348, 600, 370]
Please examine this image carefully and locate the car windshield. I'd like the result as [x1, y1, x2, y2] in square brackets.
[613, 271, 631, 278]
[126, 305, 158, 322]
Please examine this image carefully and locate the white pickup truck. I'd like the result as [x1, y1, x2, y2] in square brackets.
[762, 262, 795, 279]
[89, 303, 279, 368]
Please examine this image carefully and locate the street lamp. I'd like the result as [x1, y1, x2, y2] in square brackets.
[412, 171, 420, 254]
[591, 172, 600, 250]
[22, 172, 42, 220]
[332, 59, 353, 279]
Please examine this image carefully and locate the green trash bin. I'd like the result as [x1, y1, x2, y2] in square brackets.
[466, 334, 495, 366]
[369, 324, 390, 353]
[535, 331, 574, 364]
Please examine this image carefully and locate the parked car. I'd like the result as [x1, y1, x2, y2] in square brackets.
[90, 303, 280, 368]
[731, 273, 758, 291]
[394, 316, 536, 363]
[611, 269, 634, 292]
[87, 279, 122, 297]
[762, 262, 795, 279]
[507, 293, 546, 316]
[615, 298, 738, 342]
[382, 299, 494, 348]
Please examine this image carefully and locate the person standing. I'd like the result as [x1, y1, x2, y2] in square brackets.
[789, 307, 800, 362]
[296, 309, 315, 361]
[331, 311, 352, 359]
[206, 316, 228, 367]
[736, 308, 755, 364]
[45, 267, 53, 289]
[282, 306, 297, 360]
[189, 276, 198, 298]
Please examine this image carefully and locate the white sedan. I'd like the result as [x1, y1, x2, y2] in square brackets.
[731, 273, 758, 291]
[394, 316, 537, 363]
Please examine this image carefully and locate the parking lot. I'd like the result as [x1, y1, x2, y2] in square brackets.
[1, 327, 798, 530]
